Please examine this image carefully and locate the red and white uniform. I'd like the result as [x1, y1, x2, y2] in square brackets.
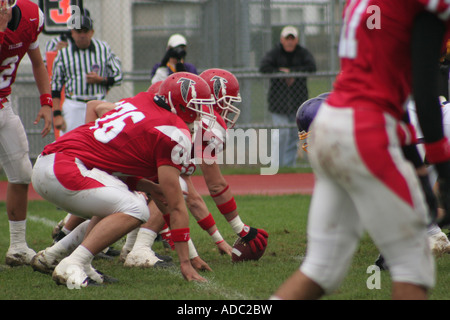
[183, 109, 227, 174]
[301, 0, 450, 293]
[0, 0, 43, 97]
[32, 92, 192, 222]
[0, 0, 44, 184]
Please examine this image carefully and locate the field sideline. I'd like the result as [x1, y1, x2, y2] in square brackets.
[0, 173, 449, 303]
[0, 172, 315, 200]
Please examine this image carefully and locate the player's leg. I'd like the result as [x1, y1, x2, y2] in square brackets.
[32, 220, 90, 274]
[124, 200, 174, 268]
[201, 162, 268, 252]
[348, 109, 434, 299]
[273, 174, 363, 299]
[0, 107, 36, 266]
[32, 153, 149, 287]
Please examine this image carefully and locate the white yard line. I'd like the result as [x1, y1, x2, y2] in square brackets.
[28, 214, 58, 228]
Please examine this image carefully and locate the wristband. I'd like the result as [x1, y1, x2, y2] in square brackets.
[40, 94, 53, 108]
[53, 110, 62, 117]
[0, 32, 4, 45]
[217, 197, 237, 215]
[188, 239, 198, 259]
[171, 227, 190, 242]
[197, 213, 215, 230]
[229, 216, 245, 235]
[425, 137, 450, 164]
[211, 230, 224, 245]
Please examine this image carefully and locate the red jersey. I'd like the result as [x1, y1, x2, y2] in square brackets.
[0, 0, 43, 97]
[328, 0, 450, 120]
[42, 92, 192, 182]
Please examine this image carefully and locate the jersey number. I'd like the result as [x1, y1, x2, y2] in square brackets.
[338, 0, 370, 59]
[0, 56, 19, 90]
[90, 103, 145, 143]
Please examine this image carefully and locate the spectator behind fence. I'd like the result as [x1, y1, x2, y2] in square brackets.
[150, 33, 198, 84]
[51, 14, 123, 135]
[259, 25, 316, 167]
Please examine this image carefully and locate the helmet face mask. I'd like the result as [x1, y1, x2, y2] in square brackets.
[215, 94, 242, 129]
[200, 68, 242, 128]
[167, 91, 216, 130]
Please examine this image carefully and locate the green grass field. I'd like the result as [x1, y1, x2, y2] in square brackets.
[0, 195, 449, 301]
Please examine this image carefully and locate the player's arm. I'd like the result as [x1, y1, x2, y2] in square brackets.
[200, 161, 268, 252]
[412, 11, 450, 227]
[85, 100, 115, 123]
[412, 12, 446, 144]
[0, 5, 11, 48]
[27, 47, 53, 137]
[157, 165, 206, 282]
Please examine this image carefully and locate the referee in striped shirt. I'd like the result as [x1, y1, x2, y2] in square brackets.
[51, 15, 123, 135]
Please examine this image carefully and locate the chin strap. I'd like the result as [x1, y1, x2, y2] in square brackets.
[153, 95, 171, 112]
[298, 131, 310, 153]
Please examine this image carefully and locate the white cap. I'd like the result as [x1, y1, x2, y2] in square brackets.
[167, 34, 187, 48]
[281, 26, 298, 38]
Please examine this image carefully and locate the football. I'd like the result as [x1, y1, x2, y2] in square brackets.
[231, 237, 266, 263]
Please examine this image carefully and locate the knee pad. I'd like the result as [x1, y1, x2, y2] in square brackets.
[300, 254, 351, 295]
[2, 152, 32, 184]
[382, 236, 435, 289]
[122, 191, 150, 223]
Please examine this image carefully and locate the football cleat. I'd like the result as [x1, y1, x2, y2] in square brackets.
[52, 258, 103, 289]
[374, 254, 388, 271]
[53, 258, 89, 289]
[31, 249, 67, 274]
[119, 247, 131, 263]
[95, 269, 119, 284]
[51, 215, 70, 240]
[155, 252, 173, 262]
[5, 246, 36, 267]
[124, 247, 174, 268]
[428, 231, 450, 257]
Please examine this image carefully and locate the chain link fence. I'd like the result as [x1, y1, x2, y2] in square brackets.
[14, 0, 346, 165]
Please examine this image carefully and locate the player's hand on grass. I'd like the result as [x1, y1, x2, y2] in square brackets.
[180, 261, 207, 282]
[190, 256, 212, 272]
[217, 240, 233, 256]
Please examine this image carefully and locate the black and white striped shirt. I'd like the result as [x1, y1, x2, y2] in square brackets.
[51, 37, 123, 101]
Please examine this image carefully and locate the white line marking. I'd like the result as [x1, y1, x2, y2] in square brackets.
[28, 214, 58, 228]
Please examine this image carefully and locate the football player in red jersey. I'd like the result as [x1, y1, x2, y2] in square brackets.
[122, 81, 232, 269]
[1, 0, 53, 266]
[31, 73, 214, 288]
[135, 69, 268, 261]
[198, 69, 269, 254]
[271, 0, 450, 300]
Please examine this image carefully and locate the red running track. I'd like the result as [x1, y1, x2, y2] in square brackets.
[0, 173, 315, 201]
